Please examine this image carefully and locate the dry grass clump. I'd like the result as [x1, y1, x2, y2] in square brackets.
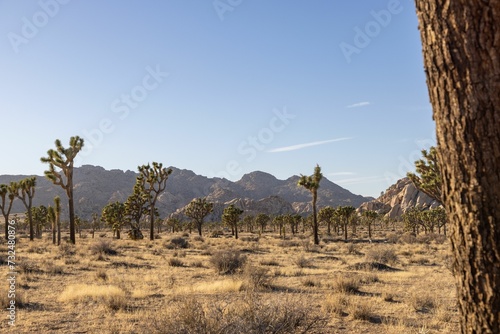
[146, 293, 326, 334]
[348, 301, 374, 321]
[322, 293, 350, 315]
[330, 275, 360, 294]
[165, 237, 189, 249]
[95, 268, 108, 281]
[241, 264, 273, 290]
[90, 240, 118, 256]
[210, 250, 247, 275]
[59, 284, 127, 310]
[0, 284, 28, 309]
[59, 243, 77, 257]
[293, 254, 313, 268]
[409, 291, 436, 313]
[259, 258, 280, 266]
[364, 246, 398, 265]
[168, 257, 185, 267]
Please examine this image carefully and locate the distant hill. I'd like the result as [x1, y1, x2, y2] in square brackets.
[0, 165, 373, 220]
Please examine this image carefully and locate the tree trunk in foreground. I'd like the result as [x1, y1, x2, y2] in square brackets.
[415, 1, 500, 333]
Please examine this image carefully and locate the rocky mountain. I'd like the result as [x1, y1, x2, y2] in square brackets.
[0, 165, 372, 220]
[358, 177, 441, 219]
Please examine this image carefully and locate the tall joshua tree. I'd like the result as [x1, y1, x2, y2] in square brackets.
[298, 164, 322, 245]
[415, 2, 500, 331]
[185, 197, 214, 237]
[124, 183, 149, 240]
[12, 177, 36, 241]
[41, 136, 84, 244]
[337, 206, 356, 242]
[137, 162, 172, 241]
[0, 183, 16, 240]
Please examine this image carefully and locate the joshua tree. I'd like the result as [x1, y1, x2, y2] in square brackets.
[222, 204, 244, 239]
[255, 213, 270, 234]
[124, 183, 149, 240]
[407, 146, 442, 203]
[298, 164, 323, 245]
[243, 215, 254, 233]
[336, 206, 356, 242]
[32, 205, 48, 238]
[318, 206, 336, 235]
[41, 136, 84, 244]
[0, 183, 16, 240]
[361, 210, 378, 240]
[101, 202, 126, 239]
[137, 162, 172, 240]
[47, 206, 56, 244]
[185, 198, 214, 237]
[12, 177, 36, 241]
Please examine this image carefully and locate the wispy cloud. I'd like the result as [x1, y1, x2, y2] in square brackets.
[347, 101, 370, 108]
[334, 176, 387, 185]
[267, 137, 352, 153]
[328, 172, 356, 176]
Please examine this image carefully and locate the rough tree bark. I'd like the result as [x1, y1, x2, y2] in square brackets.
[415, 1, 500, 333]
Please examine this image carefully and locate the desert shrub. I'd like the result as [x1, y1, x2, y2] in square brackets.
[95, 269, 108, 281]
[0, 284, 28, 309]
[385, 233, 400, 244]
[59, 243, 76, 257]
[18, 260, 42, 274]
[190, 261, 204, 268]
[242, 264, 272, 290]
[44, 262, 64, 275]
[348, 302, 373, 321]
[59, 284, 127, 310]
[330, 275, 360, 294]
[409, 292, 436, 313]
[293, 254, 313, 268]
[259, 259, 280, 266]
[240, 236, 259, 242]
[168, 258, 185, 267]
[365, 246, 398, 265]
[416, 233, 447, 244]
[322, 293, 350, 315]
[146, 293, 326, 334]
[182, 232, 190, 237]
[165, 237, 189, 249]
[346, 243, 360, 255]
[302, 278, 320, 287]
[192, 235, 204, 242]
[210, 250, 246, 275]
[399, 232, 417, 244]
[409, 256, 430, 265]
[278, 240, 301, 248]
[90, 240, 118, 255]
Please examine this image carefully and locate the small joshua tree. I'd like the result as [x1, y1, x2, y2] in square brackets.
[298, 164, 322, 245]
[222, 204, 244, 239]
[12, 177, 37, 241]
[185, 198, 214, 237]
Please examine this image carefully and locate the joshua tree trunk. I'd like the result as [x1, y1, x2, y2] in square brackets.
[415, 1, 500, 332]
[312, 192, 319, 245]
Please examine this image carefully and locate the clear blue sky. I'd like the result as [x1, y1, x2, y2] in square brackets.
[0, 0, 435, 198]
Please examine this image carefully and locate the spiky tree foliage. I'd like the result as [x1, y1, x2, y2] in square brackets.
[402, 206, 424, 234]
[407, 147, 442, 203]
[12, 177, 36, 241]
[165, 216, 181, 233]
[185, 197, 214, 237]
[243, 215, 254, 233]
[222, 204, 244, 239]
[0, 183, 16, 240]
[124, 183, 149, 239]
[336, 206, 356, 241]
[361, 210, 378, 240]
[40, 136, 84, 244]
[298, 164, 322, 245]
[255, 213, 270, 234]
[318, 206, 336, 235]
[101, 202, 126, 239]
[136, 162, 172, 240]
[31, 205, 48, 238]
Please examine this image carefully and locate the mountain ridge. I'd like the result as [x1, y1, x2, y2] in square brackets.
[0, 165, 373, 220]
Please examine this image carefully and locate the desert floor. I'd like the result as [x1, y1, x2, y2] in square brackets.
[1, 227, 459, 333]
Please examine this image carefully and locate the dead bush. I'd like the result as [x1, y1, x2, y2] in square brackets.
[210, 250, 246, 275]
